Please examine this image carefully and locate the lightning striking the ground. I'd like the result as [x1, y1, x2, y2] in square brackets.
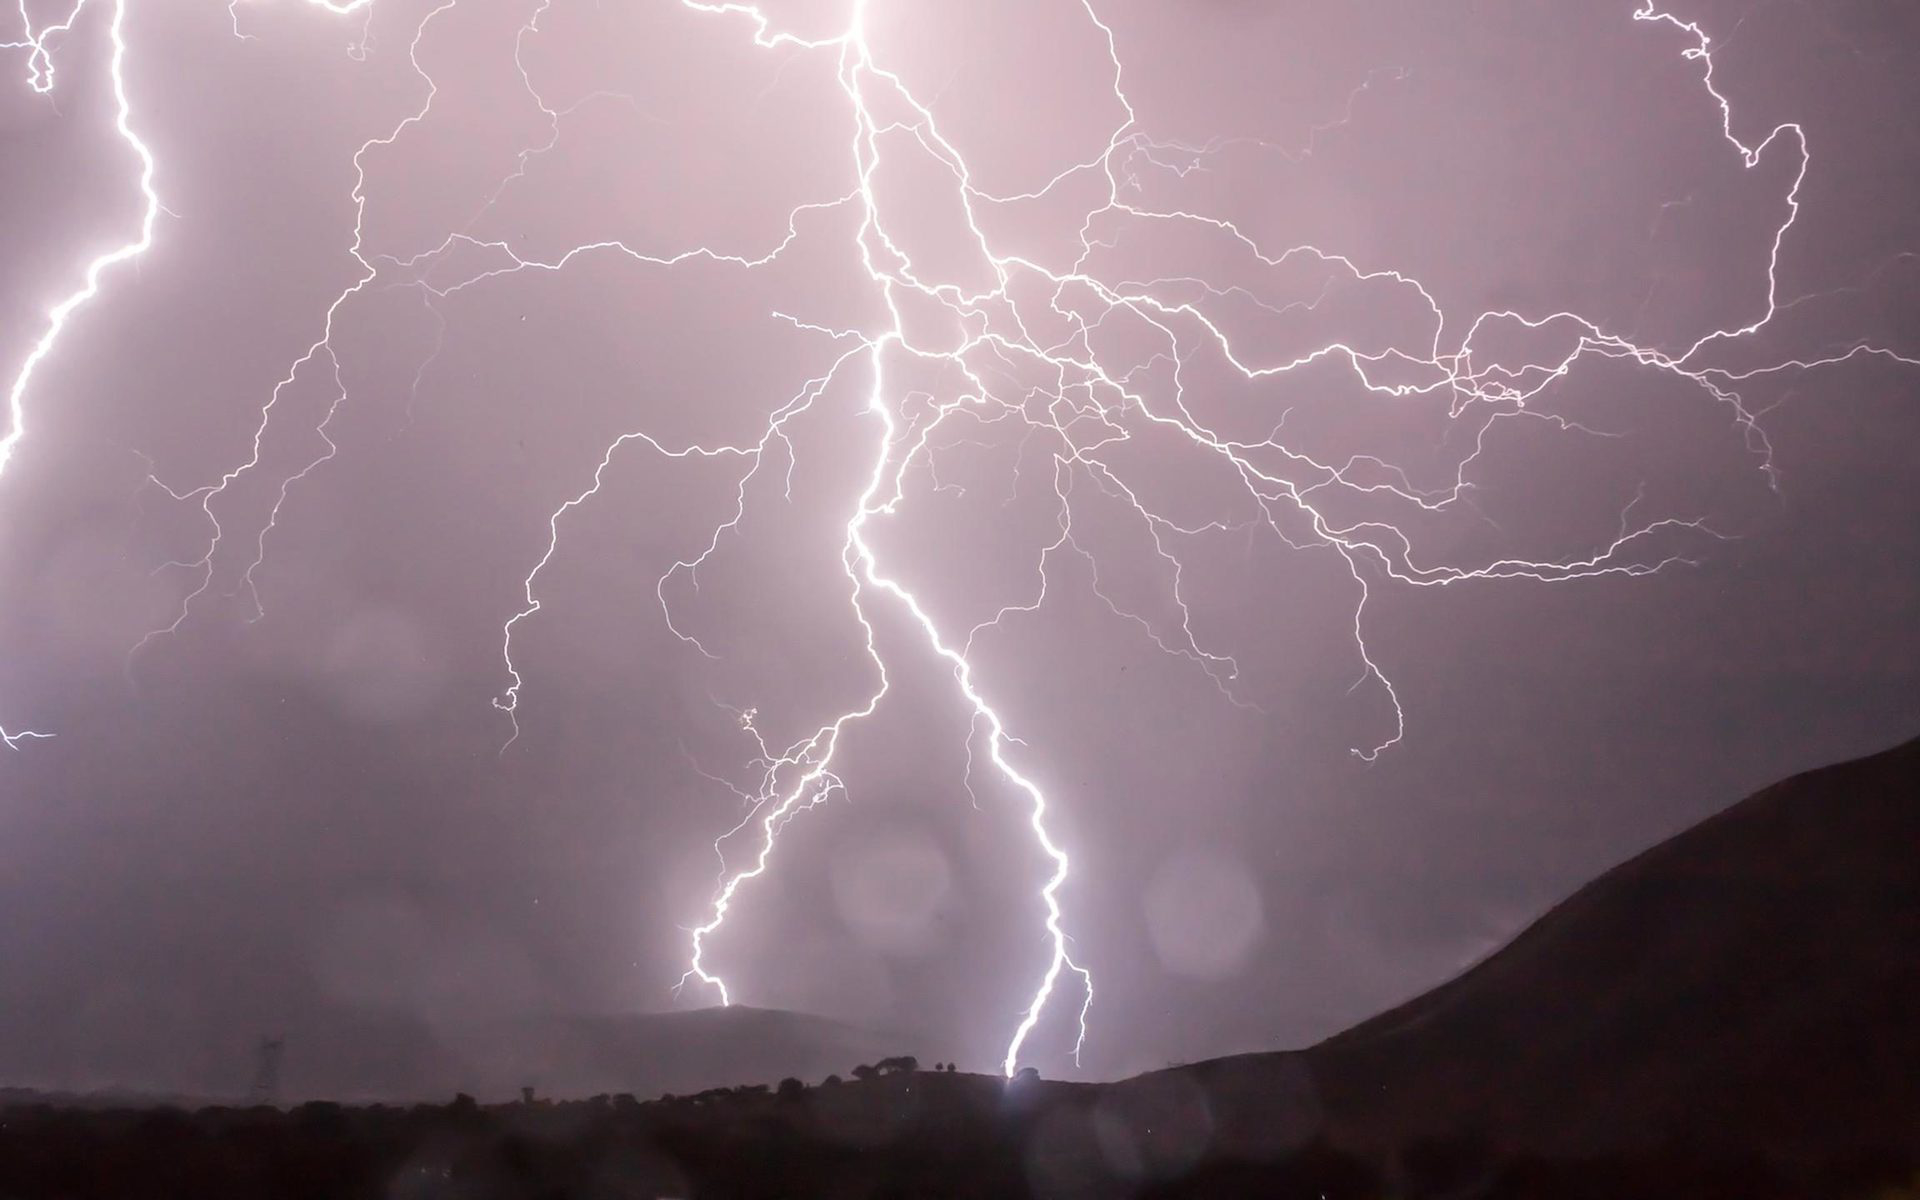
[5, 0, 1914, 1073]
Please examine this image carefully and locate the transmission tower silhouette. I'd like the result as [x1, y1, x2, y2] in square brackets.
[247, 1035, 284, 1106]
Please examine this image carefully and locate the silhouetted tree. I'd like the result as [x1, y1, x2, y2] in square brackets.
[292, 1101, 345, 1133]
[850, 1064, 879, 1082]
[776, 1078, 805, 1102]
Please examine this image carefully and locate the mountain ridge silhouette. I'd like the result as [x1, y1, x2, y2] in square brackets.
[1166, 733, 1920, 1159]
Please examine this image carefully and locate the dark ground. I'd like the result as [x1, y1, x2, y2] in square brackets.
[0, 1071, 1912, 1199]
[2, 735, 1916, 1199]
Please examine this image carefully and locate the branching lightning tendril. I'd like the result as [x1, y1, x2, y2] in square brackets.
[1, 0, 155, 748]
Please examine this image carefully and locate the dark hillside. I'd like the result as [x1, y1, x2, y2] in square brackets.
[1182, 734, 1920, 1159]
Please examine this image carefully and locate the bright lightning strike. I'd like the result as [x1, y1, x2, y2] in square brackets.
[6, 0, 1914, 1076]
[636, 0, 1909, 1075]
[1, 0, 158, 748]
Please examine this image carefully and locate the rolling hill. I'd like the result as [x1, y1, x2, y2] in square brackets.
[1176, 733, 1920, 1160]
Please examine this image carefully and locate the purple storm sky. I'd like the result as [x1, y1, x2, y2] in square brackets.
[0, 0, 1915, 1093]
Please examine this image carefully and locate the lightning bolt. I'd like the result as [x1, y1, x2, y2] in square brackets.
[133, 0, 454, 658]
[515, 0, 1917, 1075]
[2, 0, 157, 748]
[7, 0, 1914, 1075]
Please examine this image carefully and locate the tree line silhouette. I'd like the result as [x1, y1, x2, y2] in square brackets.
[0, 1060, 1911, 1199]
